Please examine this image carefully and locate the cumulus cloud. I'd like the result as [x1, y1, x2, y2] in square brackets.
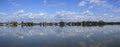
[57, 11, 78, 16]
[89, 0, 113, 8]
[46, 2, 66, 7]
[88, 0, 120, 13]
[27, 13, 47, 19]
[78, 0, 120, 13]
[0, 13, 9, 22]
[13, 10, 47, 18]
[54, 10, 120, 22]
[0, 10, 120, 22]
[78, 1, 86, 7]
[0, 13, 7, 17]
[82, 10, 94, 16]
[13, 10, 24, 16]
[114, 8, 120, 13]
[89, 0, 101, 3]
[54, 11, 80, 22]
[78, 0, 114, 9]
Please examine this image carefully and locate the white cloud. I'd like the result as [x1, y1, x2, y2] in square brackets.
[78, 1, 86, 7]
[11, 2, 19, 6]
[28, 13, 46, 19]
[82, 10, 94, 16]
[0, 13, 7, 17]
[55, 11, 79, 21]
[57, 11, 77, 16]
[88, 0, 109, 7]
[55, 10, 120, 22]
[46, 2, 66, 7]
[13, 10, 24, 16]
[0, 10, 120, 22]
[114, 8, 120, 13]
[80, 0, 114, 9]
[78, 0, 119, 13]
[89, 0, 101, 3]
[44, 0, 66, 7]
[4, 10, 49, 22]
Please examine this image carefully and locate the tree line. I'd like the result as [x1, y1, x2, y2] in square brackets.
[0, 20, 120, 27]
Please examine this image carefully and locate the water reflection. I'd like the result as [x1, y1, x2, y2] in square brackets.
[0, 25, 120, 47]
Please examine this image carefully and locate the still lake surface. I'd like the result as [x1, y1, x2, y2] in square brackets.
[0, 25, 120, 47]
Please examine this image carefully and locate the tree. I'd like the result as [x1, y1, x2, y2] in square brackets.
[59, 21, 65, 27]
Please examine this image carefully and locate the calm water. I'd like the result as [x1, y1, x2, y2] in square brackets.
[0, 25, 120, 47]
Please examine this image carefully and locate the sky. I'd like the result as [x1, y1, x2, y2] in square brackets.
[0, 0, 120, 22]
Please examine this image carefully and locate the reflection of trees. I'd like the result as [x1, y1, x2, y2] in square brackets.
[0, 22, 120, 47]
[0, 25, 120, 47]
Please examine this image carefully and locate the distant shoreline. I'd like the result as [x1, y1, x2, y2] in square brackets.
[0, 20, 120, 27]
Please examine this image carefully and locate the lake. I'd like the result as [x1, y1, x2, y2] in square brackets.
[0, 25, 120, 47]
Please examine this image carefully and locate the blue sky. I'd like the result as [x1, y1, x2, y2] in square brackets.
[0, 0, 120, 22]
